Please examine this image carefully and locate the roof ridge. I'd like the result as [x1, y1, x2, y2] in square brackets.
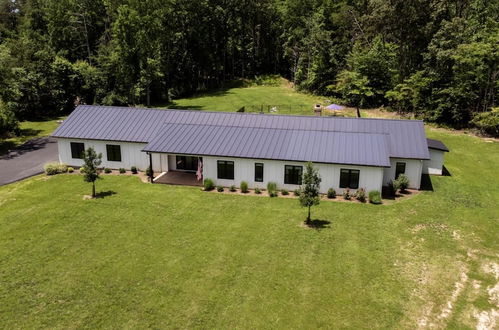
[77, 104, 424, 123]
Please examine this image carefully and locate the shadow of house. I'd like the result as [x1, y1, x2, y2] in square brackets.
[420, 174, 434, 191]
[442, 165, 452, 176]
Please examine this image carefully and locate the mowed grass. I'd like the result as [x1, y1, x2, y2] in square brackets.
[164, 79, 359, 116]
[0, 130, 498, 328]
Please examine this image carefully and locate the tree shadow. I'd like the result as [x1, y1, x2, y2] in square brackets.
[0, 137, 55, 160]
[304, 219, 331, 230]
[95, 190, 117, 199]
[420, 174, 434, 191]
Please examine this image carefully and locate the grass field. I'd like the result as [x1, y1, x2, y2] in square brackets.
[0, 128, 497, 328]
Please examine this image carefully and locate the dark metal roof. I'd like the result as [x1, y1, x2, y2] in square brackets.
[142, 123, 392, 167]
[52, 105, 431, 165]
[427, 138, 449, 152]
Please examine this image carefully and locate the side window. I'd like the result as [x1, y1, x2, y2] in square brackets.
[395, 162, 406, 179]
[339, 169, 360, 189]
[217, 160, 234, 180]
[70, 142, 85, 159]
[106, 144, 122, 162]
[284, 165, 303, 185]
[255, 163, 264, 182]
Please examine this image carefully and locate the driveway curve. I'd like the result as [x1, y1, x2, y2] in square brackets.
[0, 137, 58, 186]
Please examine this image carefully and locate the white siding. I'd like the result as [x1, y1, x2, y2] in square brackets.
[57, 138, 162, 172]
[201, 156, 384, 194]
[383, 158, 423, 189]
[423, 149, 445, 175]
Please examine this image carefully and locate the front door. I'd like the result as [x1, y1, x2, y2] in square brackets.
[176, 155, 198, 172]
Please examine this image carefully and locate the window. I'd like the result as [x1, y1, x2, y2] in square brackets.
[339, 169, 360, 189]
[255, 163, 264, 182]
[106, 144, 122, 162]
[284, 165, 303, 185]
[176, 156, 198, 171]
[70, 142, 85, 159]
[395, 162, 406, 179]
[217, 160, 234, 179]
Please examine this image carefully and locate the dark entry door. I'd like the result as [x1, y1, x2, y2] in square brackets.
[176, 156, 198, 172]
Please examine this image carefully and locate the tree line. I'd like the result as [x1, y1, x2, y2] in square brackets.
[0, 0, 498, 136]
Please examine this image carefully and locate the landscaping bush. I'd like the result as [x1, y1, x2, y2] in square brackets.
[281, 189, 289, 196]
[145, 166, 153, 177]
[131, 166, 138, 174]
[267, 182, 277, 197]
[389, 180, 399, 195]
[44, 162, 68, 175]
[119, 168, 126, 174]
[104, 168, 112, 174]
[67, 167, 74, 173]
[343, 188, 351, 200]
[203, 178, 214, 191]
[254, 187, 261, 194]
[368, 190, 382, 204]
[395, 174, 410, 192]
[79, 167, 86, 174]
[355, 188, 366, 203]
[240, 181, 249, 193]
[216, 185, 224, 192]
[293, 188, 301, 196]
[327, 188, 336, 199]
[229, 185, 237, 192]
[471, 109, 499, 137]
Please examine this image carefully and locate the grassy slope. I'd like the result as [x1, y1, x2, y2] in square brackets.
[0, 117, 64, 154]
[0, 130, 497, 328]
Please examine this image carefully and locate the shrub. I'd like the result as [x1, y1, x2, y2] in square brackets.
[79, 167, 86, 174]
[471, 109, 499, 136]
[104, 168, 112, 174]
[44, 162, 68, 175]
[281, 189, 289, 196]
[229, 185, 237, 192]
[203, 178, 214, 191]
[355, 188, 366, 203]
[293, 188, 301, 196]
[67, 167, 74, 173]
[395, 174, 410, 192]
[368, 190, 382, 204]
[0, 104, 19, 137]
[254, 187, 261, 194]
[216, 185, 224, 192]
[131, 166, 138, 174]
[44, 163, 59, 175]
[389, 180, 399, 195]
[240, 181, 249, 193]
[119, 168, 126, 174]
[327, 188, 336, 199]
[342, 188, 351, 200]
[267, 181, 277, 197]
[145, 166, 153, 177]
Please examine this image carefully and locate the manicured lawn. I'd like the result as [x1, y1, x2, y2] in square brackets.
[0, 130, 497, 328]
[0, 117, 65, 155]
[163, 79, 361, 117]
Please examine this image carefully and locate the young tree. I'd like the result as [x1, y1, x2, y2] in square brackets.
[82, 147, 102, 198]
[299, 162, 321, 224]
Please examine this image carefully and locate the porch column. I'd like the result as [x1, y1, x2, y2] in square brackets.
[148, 152, 154, 183]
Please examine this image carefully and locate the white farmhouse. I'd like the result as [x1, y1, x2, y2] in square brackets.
[52, 105, 448, 193]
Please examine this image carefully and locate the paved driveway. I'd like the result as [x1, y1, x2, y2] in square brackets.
[0, 137, 58, 186]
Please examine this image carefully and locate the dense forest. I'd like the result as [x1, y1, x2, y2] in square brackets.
[0, 0, 498, 135]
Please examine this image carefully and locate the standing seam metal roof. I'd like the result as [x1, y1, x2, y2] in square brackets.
[52, 105, 431, 164]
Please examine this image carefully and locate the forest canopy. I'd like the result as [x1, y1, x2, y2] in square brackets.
[0, 0, 497, 135]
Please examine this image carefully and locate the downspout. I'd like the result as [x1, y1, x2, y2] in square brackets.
[148, 152, 154, 183]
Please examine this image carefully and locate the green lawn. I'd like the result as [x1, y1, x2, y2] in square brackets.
[0, 117, 64, 155]
[163, 79, 359, 117]
[0, 130, 497, 328]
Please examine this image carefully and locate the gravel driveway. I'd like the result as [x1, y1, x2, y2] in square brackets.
[0, 137, 58, 186]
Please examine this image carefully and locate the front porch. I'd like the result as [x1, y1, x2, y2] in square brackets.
[153, 171, 203, 186]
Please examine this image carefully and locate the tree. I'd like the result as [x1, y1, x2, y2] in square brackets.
[299, 162, 321, 224]
[82, 147, 102, 198]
